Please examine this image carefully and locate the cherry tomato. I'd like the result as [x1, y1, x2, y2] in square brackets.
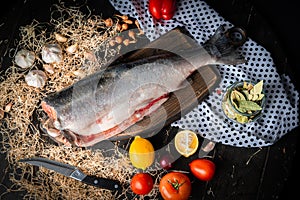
[189, 158, 216, 181]
[130, 173, 154, 195]
[159, 154, 174, 170]
[159, 172, 191, 200]
[148, 0, 177, 20]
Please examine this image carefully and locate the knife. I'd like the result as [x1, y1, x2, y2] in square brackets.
[18, 157, 122, 192]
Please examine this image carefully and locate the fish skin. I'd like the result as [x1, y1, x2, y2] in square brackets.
[41, 25, 246, 147]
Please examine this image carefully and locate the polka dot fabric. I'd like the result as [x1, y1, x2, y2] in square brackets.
[109, 0, 299, 147]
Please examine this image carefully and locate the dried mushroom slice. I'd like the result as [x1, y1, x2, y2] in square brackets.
[248, 94, 259, 101]
[243, 81, 253, 90]
[257, 93, 265, 100]
[231, 90, 246, 101]
[250, 80, 263, 94]
[235, 114, 248, 123]
[230, 89, 247, 111]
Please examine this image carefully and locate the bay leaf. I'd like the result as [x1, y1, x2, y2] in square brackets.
[239, 100, 262, 111]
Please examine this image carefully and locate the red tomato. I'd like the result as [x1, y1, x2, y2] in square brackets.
[130, 173, 154, 195]
[159, 172, 191, 200]
[189, 158, 216, 181]
[148, 0, 177, 20]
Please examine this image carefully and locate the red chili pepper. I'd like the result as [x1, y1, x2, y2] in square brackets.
[148, 0, 177, 20]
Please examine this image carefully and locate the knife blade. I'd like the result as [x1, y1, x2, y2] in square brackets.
[18, 157, 122, 192]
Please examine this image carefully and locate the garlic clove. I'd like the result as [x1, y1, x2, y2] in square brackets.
[73, 70, 85, 78]
[104, 18, 113, 27]
[128, 30, 136, 40]
[123, 19, 133, 24]
[14, 49, 36, 69]
[121, 23, 128, 31]
[43, 64, 54, 74]
[4, 102, 13, 112]
[25, 70, 47, 88]
[66, 43, 78, 54]
[123, 39, 130, 46]
[115, 36, 123, 44]
[41, 43, 63, 64]
[109, 39, 116, 47]
[54, 33, 68, 43]
[84, 50, 97, 62]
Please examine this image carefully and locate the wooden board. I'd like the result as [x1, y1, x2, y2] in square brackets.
[110, 28, 221, 140]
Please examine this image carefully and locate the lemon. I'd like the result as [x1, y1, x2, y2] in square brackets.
[174, 130, 199, 157]
[129, 136, 155, 170]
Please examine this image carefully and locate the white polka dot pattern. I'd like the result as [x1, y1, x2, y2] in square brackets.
[109, 0, 299, 147]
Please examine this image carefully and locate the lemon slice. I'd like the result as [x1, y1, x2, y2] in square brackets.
[129, 136, 155, 170]
[174, 130, 199, 157]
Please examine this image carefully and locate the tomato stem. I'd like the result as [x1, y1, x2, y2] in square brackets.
[168, 179, 185, 190]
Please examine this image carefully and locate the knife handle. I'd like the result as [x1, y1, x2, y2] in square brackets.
[81, 175, 122, 191]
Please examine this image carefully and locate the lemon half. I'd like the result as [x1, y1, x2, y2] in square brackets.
[129, 136, 155, 170]
[174, 130, 199, 157]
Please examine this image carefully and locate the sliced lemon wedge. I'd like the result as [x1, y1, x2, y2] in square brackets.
[174, 130, 199, 157]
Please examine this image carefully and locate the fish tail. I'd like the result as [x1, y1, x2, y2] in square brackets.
[204, 25, 247, 65]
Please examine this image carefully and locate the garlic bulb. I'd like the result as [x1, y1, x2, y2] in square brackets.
[25, 70, 47, 88]
[14, 49, 35, 69]
[41, 43, 63, 63]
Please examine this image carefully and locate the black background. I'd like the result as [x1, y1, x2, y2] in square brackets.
[1, 0, 299, 199]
